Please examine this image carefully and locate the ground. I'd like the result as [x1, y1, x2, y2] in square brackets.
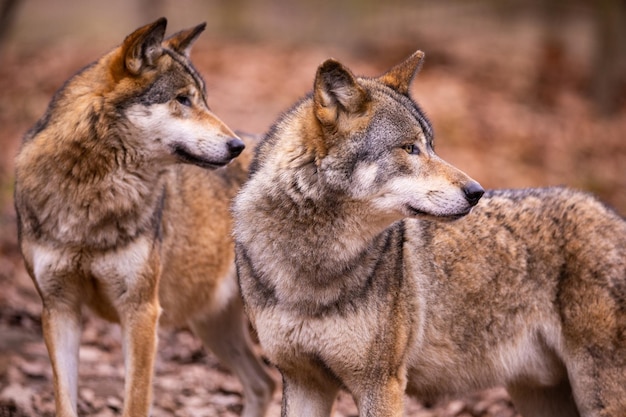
[0, 2, 625, 416]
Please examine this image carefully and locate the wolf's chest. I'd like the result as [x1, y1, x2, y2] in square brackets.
[21, 236, 158, 323]
[18, 169, 166, 250]
[254, 305, 382, 372]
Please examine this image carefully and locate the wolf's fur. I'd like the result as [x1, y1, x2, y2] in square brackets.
[14, 18, 274, 417]
[233, 52, 626, 417]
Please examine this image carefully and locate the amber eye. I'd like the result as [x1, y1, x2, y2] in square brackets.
[402, 144, 420, 155]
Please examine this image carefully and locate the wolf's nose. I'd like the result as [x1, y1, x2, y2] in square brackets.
[463, 181, 484, 206]
[227, 137, 245, 158]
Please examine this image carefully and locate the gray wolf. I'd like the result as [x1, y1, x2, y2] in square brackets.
[233, 51, 626, 417]
[14, 18, 274, 417]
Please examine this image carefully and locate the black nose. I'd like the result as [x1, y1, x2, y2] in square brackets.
[227, 137, 245, 158]
[463, 181, 484, 206]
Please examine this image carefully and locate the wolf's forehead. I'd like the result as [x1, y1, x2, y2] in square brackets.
[369, 85, 433, 141]
[162, 48, 206, 94]
[407, 101, 432, 140]
[370, 97, 432, 142]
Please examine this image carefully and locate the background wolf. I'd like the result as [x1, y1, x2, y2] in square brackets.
[13, 18, 274, 417]
[233, 51, 626, 417]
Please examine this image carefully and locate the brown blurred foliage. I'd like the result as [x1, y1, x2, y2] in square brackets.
[0, 1, 624, 416]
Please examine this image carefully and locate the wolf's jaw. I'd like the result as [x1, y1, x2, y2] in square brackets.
[407, 205, 472, 221]
[407, 206, 429, 216]
[172, 145, 229, 169]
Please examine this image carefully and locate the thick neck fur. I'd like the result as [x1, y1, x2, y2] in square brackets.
[15, 54, 167, 250]
[236, 101, 399, 311]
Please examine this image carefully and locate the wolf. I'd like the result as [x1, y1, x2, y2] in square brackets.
[233, 51, 626, 417]
[14, 18, 274, 417]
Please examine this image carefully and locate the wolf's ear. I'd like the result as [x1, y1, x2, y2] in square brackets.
[164, 22, 206, 57]
[314, 59, 370, 128]
[122, 17, 167, 75]
[378, 50, 425, 95]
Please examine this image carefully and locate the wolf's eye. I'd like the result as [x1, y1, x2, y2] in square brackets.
[175, 95, 192, 107]
[402, 144, 420, 155]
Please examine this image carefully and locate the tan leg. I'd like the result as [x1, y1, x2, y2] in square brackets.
[91, 241, 162, 417]
[29, 254, 83, 417]
[352, 375, 406, 417]
[189, 296, 275, 417]
[41, 301, 82, 417]
[119, 300, 160, 417]
[557, 268, 626, 417]
[280, 372, 339, 417]
[278, 360, 340, 417]
[565, 350, 626, 417]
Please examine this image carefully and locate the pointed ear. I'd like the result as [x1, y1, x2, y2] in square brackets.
[164, 22, 206, 57]
[122, 17, 167, 75]
[378, 50, 425, 95]
[313, 59, 369, 127]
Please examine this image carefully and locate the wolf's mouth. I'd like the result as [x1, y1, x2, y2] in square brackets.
[407, 206, 429, 216]
[407, 205, 471, 221]
[172, 145, 229, 169]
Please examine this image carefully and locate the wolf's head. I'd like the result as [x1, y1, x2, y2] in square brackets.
[108, 18, 243, 168]
[305, 51, 483, 220]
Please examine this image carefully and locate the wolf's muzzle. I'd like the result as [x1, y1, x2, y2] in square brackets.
[227, 138, 245, 158]
[463, 181, 484, 206]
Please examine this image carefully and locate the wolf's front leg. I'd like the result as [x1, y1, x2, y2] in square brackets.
[119, 298, 160, 417]
[280, 368, 340, 417]
[26, 247, 83, 417]
[91, 239, 162, 417]
[41, 297, 82, 417]
[352, 373, 406, 417]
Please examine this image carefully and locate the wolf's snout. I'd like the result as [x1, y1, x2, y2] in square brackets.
[463, 181, 484, 206]
[227, 137, 245, 158]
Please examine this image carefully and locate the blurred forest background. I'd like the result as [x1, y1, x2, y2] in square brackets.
[0, 0, 625, 416]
